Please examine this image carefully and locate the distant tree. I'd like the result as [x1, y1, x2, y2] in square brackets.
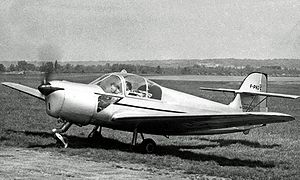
[54, 60, 58, 72]
[135, 65, 140, 74]
[74, 65, 85, 73]
[155, 65, 162, 74]
[26, 63, 36, 71]
[63, 63, 73, 73]
[16, 61, 28, 71]
[111, 64, 120, 72]
[244, 65, 254, 75]
[15, 60, 36, 71]
[104, 63, 110, 68]
[8, 64, 16, 71]
[40, 62, 54, 73]
[181, 67, 191, 74]
[137, 66, 145, 74]
[0, 64, 5, 72]
[45, 62, 54, 73]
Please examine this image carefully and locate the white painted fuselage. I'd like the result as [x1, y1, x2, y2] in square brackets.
[47, 78, 243, 136]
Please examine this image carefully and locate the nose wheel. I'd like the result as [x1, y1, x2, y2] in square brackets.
[52, 122, 72, 148]
[54, 132, 68, 148]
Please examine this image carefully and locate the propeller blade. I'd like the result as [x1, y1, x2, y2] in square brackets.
[40, 70, 54, 85]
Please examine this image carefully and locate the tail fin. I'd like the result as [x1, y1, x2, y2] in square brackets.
[229, 72, 268, 112]
[200, 72, 298, 112]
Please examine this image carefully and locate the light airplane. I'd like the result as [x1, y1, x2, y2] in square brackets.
[2, 71, 299, 153]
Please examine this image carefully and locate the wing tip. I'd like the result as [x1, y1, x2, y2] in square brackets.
[1, 82, 45, 100]
[1, 82, 13, 88]
[2, 82, 17, 86]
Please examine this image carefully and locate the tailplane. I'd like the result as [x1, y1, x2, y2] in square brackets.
[199, 72, 299, 112]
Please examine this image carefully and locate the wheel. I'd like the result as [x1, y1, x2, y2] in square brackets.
[243, 129, 250, 135]
[140, 138, 156, 154]
[54, 135, 68, 148]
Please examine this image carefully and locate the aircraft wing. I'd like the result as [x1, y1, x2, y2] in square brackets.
[2, 82, 45, 100]
[111, 111, 294, 135]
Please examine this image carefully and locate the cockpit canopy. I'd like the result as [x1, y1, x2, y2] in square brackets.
[95, 73, 162, 100]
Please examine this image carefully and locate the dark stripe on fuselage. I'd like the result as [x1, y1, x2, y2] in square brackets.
[114, 102, 185, 114]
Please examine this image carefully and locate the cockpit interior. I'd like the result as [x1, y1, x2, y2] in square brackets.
[96, 73, 162, 100]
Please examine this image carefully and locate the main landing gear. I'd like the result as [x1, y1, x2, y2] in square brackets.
[88, 126, 103, 140]
[52, 122, 72, 148]
[131, 129, 156, 154]
[52, 123, 156, 153]
[243, 129, 250, 135]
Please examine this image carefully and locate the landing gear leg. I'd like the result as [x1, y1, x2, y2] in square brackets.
[130, 129, 156, 153]
[130, 128, 138, 151]
[131, 128, 138, 145]
[88, 126, 103, 140]
[52, 122, 72, 148]
[140, 133, 144, 141]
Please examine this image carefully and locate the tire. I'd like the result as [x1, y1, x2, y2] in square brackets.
[140, 138, 156, 154]
[55, 136, 68, 148]
[243, 130, 250, 135]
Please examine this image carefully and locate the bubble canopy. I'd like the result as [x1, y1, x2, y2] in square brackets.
[95, 73, 162, 100]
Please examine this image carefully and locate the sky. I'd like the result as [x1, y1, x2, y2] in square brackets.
[0, 0, 300, 61]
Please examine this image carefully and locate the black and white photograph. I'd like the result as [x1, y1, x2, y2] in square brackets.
[0, 1, 299, 179]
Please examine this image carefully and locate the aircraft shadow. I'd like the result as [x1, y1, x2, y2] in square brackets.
[6, 129, 54, 138]
[156, 145, 275, 168]
[197, 137, 281, 149]
[6, 129, 277, 168]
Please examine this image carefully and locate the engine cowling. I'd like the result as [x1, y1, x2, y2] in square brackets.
[46, 90, 98, 125]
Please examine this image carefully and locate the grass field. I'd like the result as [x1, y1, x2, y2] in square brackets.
[0, 73, 300, 179]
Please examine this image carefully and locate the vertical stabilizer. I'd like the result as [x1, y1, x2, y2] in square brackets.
[229, 72, 268, 112]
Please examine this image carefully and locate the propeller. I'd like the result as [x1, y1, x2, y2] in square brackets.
[41, 71, 52, 85]
[38, 70, 63, 96]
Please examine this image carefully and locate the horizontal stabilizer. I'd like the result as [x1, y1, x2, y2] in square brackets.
[199, 87, 299, 99]
[199, 87, 237, 93]
[2, 82, 45, 100]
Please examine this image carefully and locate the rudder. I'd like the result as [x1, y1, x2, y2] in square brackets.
[229, 72, 268, 112]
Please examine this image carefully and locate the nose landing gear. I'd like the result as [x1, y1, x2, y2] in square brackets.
[52, 122, 72, 148]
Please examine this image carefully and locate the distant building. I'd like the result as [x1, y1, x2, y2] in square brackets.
[198, 63, 220, 68]
[235, 66, 245, 69]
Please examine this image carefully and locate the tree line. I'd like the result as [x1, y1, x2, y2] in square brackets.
[0, 60, 299, 76]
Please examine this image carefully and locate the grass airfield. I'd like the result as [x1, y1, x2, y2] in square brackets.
[0, 73, 300, 179]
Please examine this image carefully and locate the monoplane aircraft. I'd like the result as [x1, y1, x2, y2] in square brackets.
[2, 71, 299, 153]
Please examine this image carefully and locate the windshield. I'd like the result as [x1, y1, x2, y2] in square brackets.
[97, 75, 123, 94]
[95, 73, 162, 100]
[147, 80, 162, 100]
[123, 74, 149, 97]
[123, 74, 162, 100]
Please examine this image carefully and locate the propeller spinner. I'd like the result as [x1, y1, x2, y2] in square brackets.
[38, 71, 64, 96]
